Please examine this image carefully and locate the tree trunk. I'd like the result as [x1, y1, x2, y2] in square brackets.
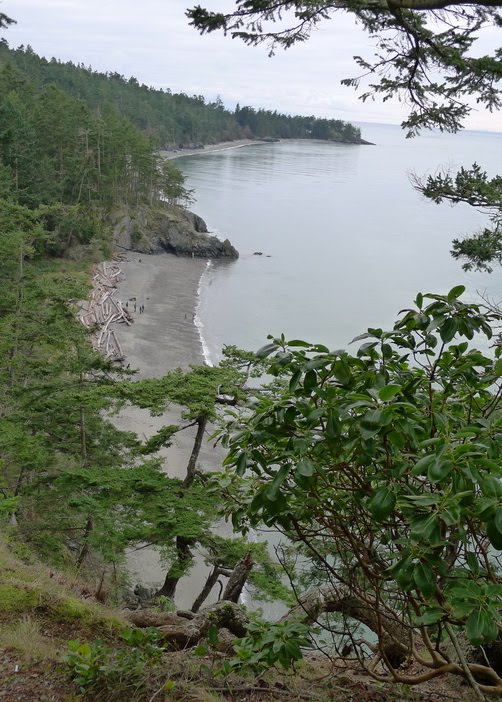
[76, 515, 93, 569]
[183, 414, 207, 488]
[156, 536, 194, 599]
[222, 552, 254, 603]
[282, 583, 410, 666]
[191, 565, 232, 613]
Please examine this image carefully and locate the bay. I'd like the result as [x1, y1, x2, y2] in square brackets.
[177, 123, 502, 363]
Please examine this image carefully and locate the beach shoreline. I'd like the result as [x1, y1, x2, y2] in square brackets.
[108, 252, 228, 608]
[160, 139, 268, 160]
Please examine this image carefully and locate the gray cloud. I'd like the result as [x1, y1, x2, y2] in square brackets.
[2, 0, 500, 130]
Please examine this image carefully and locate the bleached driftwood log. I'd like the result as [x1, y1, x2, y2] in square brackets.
[79, 261, 131, 362]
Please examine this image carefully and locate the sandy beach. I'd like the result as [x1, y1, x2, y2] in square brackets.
[160, 138, 267, 160]
[111, 253, 228, 609]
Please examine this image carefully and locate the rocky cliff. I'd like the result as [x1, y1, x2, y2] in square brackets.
[112, 204, 238, 259]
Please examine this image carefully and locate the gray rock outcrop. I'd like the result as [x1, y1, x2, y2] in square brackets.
[112, 204, 238, 259]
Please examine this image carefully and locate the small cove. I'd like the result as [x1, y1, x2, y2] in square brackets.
[178, 125, 501, 362]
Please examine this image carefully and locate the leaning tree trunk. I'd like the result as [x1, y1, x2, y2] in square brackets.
[282, 583, 410, 666]
[222, 552, 254, 603]
[156, 536, 194, 598]
[183, 414, 208, 488]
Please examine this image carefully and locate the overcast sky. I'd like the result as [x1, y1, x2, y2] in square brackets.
[1, 0, 500, 131]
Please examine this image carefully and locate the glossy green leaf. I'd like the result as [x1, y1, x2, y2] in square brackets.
[480, 476, 502, 498]
[236, 452, 248, 476]
[440, 318, 458, 343]
[447, 285, 465, 301]
[303, 369, 317, 393]
[378, 384, 401, 401]
[369, 487, 396, 521]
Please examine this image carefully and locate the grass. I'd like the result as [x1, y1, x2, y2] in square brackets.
[0, 583, 41, 612]
[0, 615, 59, 661]
[0, 533, 480, 702]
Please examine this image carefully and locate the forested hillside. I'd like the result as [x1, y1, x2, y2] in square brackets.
[0, 28, 286, 619]
[2, 10, 501, 700]
[0, 41, 363, 147]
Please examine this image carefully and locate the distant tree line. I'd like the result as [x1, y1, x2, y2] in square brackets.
[0, 41, 362, 148]
[235, 104, 361, 142]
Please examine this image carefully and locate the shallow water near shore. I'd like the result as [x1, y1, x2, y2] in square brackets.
[179, 124, 502, 362]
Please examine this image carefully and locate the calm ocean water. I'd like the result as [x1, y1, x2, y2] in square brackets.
[177, 123, 502, 363]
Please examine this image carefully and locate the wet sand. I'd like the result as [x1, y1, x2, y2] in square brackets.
[111, 253, 228, 609]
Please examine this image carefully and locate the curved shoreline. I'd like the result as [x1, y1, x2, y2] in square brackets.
[160, 139, 267, 160]
[160, 135, 373, 161]
[109, 253, 227, 609]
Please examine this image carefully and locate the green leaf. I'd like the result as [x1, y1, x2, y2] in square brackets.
[332, 360, 351, 385]
[326, 413, 340, 439]
[303, 369, 317, 393]
[410, 513, 440, 540]
[415, 292, 424, 308]
[296, 458, 315, 477]
[388, 431, 405, 449]
[480, 476, 502, 498]
[447, 285, 465, 301]
[466, 552, 480, 575]
[288, 340, 311, 348]
[428, 458, 453, 483]
[494, 507, 502, 536]
[256, 343, 277, 358]
[440, 318, 458, 343]
[486, 519, 502, 550]
[288, 370, 301, 392]
[413, 562, 436, 596]
[207, 624, 219, 646]
[362, 409, 383, 427]
[265, 465, 290, 500]
[412, 454, 436, 476]
[415, 607, 444, 625]
[368, 487, 395, 521]
[378, 384, 401, 401]
[466, 608, 499, 645]
[236, 452, 248, 476]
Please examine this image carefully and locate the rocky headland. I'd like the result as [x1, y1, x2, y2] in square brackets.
[112, 203, 238, 259]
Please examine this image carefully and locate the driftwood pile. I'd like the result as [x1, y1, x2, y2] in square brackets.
[80, 259, 131, 362]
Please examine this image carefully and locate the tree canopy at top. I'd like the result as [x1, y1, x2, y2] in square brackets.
[188, 0, 502, 135]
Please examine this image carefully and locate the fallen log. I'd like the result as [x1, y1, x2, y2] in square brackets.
[126, 600, 248, 650]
